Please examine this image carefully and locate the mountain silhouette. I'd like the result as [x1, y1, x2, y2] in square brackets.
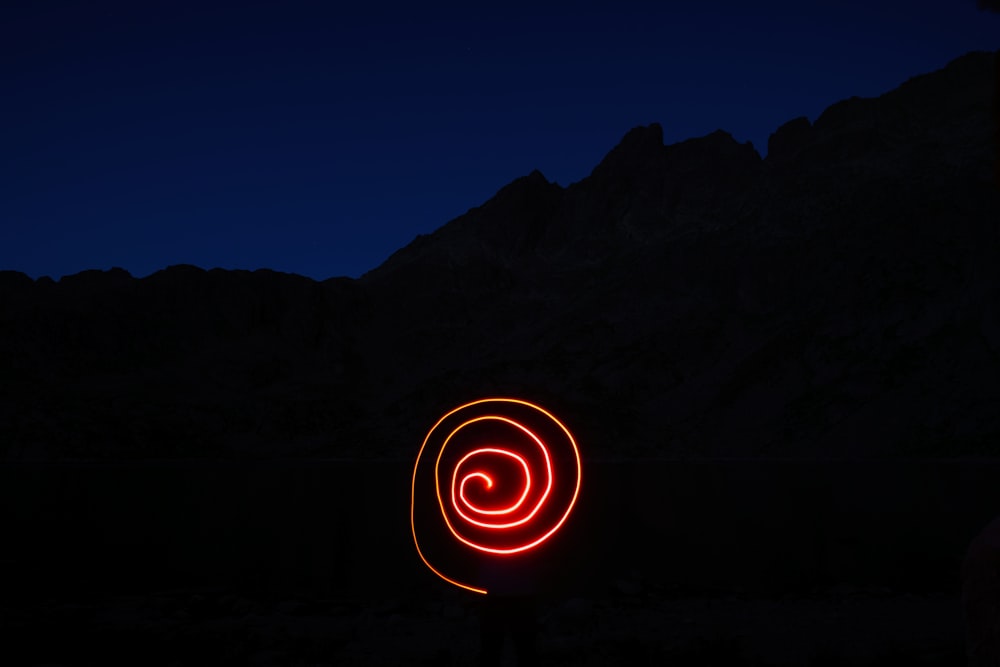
[2, 50, 997, 460]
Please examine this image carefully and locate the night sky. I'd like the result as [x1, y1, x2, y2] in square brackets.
[4, 1, 998, 282]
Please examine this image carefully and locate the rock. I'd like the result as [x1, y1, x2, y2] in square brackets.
[614, 570, 644, 598]
[543, 597, 597, 636]
[274, 600, 306, 616]
[1, 51, 998, 461]
[766, 116, 813, 163]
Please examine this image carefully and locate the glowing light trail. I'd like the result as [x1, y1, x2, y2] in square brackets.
[443, 418, 551, 534]
[454, 447, 532, 519]
[411, 397, 582, 594]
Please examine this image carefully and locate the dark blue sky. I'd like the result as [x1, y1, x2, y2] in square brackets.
[4, 1, 998, 281]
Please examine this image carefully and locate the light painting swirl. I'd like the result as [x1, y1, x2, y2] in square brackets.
[411, 398, 582, 594]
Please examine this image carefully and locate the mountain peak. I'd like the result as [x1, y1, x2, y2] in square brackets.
[525, 168, 548, 183]
[620, 122, 664, 147]
[608, 123, 666, 159]
[587, 123, 666, 182]
[766, 116, 813, 163]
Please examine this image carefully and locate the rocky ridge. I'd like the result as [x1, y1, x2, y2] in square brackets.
[1, 50, 997, 460]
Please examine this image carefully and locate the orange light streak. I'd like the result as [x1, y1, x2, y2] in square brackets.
[441, 418, 551, 533]
[411, 397, 582, 594]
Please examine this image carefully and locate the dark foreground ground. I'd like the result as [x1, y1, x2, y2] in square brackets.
[1, 583, 964, 666]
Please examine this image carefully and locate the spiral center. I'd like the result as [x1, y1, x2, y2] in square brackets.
[455, 448, 531, 519]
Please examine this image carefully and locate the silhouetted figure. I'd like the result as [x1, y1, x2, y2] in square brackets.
[477, 555, 539, 667]
[963, 515, 1000, 666]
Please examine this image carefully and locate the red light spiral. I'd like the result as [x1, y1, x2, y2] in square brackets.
[411, 398, 582, 594]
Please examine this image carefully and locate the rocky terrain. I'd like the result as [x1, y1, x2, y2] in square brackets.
[0, 584, 965, 666]
[1, 50, 998, 461]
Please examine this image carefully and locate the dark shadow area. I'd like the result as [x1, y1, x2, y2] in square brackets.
[0, 459, 995, 665]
